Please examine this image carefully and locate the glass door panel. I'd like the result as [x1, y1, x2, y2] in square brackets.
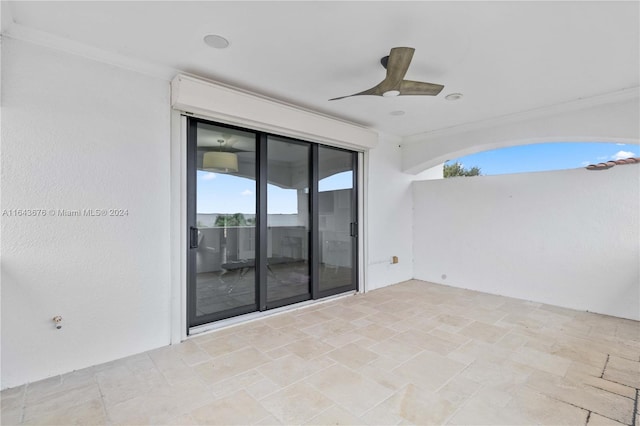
[190, 122, 257, 325]
[318, 146, 357, 293]
[188, 117, 359, 330]
[266, 137, 311, 306]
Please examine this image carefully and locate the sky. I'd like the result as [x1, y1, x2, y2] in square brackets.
[445, 142, 638, 176]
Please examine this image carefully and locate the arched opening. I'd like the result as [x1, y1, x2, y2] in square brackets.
[442, 141, 638, 178]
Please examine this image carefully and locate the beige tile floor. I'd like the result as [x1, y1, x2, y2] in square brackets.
[2, 280, 639, 425]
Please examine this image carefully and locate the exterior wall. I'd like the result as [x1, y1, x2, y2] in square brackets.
[1, 38, 172, 388]
[366, 134, 415, 290]
[413, 166, 640, 320]
[6, 27, 634, 391]
[414, 163, 444, 180]
[0, 38, 413, 388]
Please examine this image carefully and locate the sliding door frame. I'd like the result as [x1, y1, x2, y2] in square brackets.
[256, 133, 268, 312]
[264, 134, 313, 311]
[316, 144, 359, 300]
[186, 118, 197, 328]
[186, 116, 359, 331]
[187, 117, 261, 327]
[310, 144, 320, 300]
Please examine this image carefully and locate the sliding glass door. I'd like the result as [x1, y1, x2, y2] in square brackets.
[266, 137, 311, 308]
[187, 121, 258, 326]
[187, 118, 358, 329]
[318, 146, 357, 297]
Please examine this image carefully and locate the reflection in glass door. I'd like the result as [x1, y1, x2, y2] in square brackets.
[187, 118, 358, 329]
[318, 146, 357, 295]
[188, 121, 257, 326]
[266, 137, 311, 307]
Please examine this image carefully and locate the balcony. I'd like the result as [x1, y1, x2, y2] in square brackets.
[2, 280, 638, 425]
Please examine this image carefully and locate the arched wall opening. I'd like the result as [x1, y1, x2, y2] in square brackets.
[407, 136, 640, 175]
[441, 140, 639, 178]
[402, 92, 640, 174]
[410, 135, 640, 320]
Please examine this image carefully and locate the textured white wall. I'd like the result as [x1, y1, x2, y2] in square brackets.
[413, 166, 640, 320]
[414, 164, 444, 180]
[1, 38, 172, 388]
[0, 37, 416, 388]
[366, 134, 416, 290]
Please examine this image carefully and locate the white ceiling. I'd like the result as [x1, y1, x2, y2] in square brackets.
[5, 1, 639, 138]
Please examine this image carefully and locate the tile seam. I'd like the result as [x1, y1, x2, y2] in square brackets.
[632, 389, 638, 426]
[547, 394, 631, 426]
[585, 383, 636, 400]
[601, 354, 610, 378]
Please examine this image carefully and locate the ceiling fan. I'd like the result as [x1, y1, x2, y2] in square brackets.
[330, 47, 444, 101]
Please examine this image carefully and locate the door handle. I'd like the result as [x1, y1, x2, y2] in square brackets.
[190, 226, 199, 249]
[350, 222, 358, 238]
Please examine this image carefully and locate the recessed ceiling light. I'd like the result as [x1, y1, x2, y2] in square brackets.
[382, 90, 400, 97]
[445, 93, 463, 101]
[390, 110, 405, 116]
[203, 34, 230, 49]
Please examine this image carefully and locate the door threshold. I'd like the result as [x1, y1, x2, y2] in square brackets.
[188, 291, 356, 337]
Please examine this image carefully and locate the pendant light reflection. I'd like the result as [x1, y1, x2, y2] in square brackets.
[202, 139, 238, 173]
[203, 151, 238, 173]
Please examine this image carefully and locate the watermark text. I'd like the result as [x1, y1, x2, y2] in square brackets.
[2, 208, 129, 217]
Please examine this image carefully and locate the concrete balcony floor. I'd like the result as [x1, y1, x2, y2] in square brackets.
[2, 280, 639, 425]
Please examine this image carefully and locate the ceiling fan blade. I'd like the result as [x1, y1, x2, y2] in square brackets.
[384, 47, 415, 85]
[398, 80, 444, 96]
[329, 84, 384, 101]
[328, 94, 355, 101]
[329, 47, 443, 100]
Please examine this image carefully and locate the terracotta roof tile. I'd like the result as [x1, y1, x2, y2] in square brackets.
[616, 158, 639, 164]
[585, 157, 640, 171]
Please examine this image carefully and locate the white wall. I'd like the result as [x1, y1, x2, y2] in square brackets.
[1, 38, 172, 388]
[413, 166, 640, 320]
[415, 164, 444, 180]
[0, 37, 414, 389]
[366, 134, 416, 290]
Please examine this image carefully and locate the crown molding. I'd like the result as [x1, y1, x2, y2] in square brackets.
[3, 21, 177, 81]
[403, 87, 640, 145]
[2, 21, 379, 138]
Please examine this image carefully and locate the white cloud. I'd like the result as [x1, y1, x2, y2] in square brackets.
[241, 189, 253, 196]
[612, 150, 636, 160]
[201, 172, 217, 180]
[580, 161, 590, 167]
[616, 143, 626, 146]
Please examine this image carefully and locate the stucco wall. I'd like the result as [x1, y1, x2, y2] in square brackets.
[1, 38, 172, 388]
[0, 37, 420, 388]
[366, 134, 417, 290]
[413, 166, 640, 320]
